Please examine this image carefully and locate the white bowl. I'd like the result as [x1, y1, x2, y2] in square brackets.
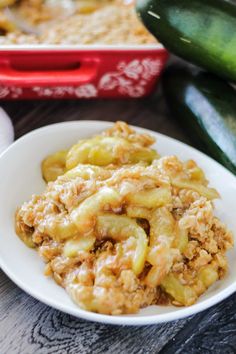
[0, 120, 235, 326]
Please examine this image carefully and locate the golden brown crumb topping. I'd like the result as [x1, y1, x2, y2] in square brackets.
[0, 0, 155, 45]
[15, 122, 234, 315]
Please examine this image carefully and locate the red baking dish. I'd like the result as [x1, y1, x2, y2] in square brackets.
[0, 45, 168, 99]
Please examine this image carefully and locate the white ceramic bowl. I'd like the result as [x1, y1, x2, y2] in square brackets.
[0, 121, 235, 326]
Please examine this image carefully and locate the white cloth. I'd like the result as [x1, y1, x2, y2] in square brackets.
[0, 107, 14, 155]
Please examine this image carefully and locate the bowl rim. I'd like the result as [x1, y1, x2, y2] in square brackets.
[0, 120, 235, 326]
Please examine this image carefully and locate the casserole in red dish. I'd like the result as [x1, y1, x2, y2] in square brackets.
[0, 1, 168, 99]
[0, 45, 168, 99]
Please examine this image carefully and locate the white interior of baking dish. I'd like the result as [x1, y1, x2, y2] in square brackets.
[0, 43, 164, 50]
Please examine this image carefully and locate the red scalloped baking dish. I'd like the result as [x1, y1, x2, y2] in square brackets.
[0, 44, 168, 99]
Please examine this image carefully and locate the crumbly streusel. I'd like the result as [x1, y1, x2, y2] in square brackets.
[15, 122, 234, 315]
[0, 0, 155, 45]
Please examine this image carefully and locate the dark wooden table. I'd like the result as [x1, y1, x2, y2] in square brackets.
[0, 92, 236, 354]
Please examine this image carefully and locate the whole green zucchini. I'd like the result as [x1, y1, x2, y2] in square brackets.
[162, 65, 236, 174]
[136, 0, 236, 82]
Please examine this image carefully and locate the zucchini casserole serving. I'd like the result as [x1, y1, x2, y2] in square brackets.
[0, 0, 155, 45]
[15, 122, 234, 315]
